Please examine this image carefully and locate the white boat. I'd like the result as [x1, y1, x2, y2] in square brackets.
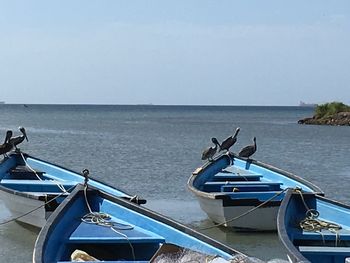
[187, 153, 323, 231]
[0, 152, 145, 228]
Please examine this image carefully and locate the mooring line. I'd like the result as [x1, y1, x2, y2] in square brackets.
[199, 187, 291, 231]
[0, 185, 76, 226]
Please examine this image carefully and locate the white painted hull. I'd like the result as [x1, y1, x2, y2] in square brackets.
[0, 190, 46, 228]
[196, 195, 279, 231]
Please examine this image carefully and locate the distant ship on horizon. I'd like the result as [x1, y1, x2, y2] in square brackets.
[299, 101, 317, 107]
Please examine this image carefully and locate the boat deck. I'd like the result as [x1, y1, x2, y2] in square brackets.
[68, 219, 165, 244]
[59, 216, 167, 262]
[293, 227, 350, 241]
[0, 179, 75, 193]
[204, 181, 282, 192]
[202, 166, 284, 195]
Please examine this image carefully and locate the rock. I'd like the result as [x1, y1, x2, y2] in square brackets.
[298, 112, 350, 126]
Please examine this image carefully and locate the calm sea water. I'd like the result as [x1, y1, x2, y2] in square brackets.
[0, 104, 349, 262]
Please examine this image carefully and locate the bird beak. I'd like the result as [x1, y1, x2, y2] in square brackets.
[25, 134, 29, 141]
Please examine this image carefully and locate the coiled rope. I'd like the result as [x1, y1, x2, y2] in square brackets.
[82, 185, 136, 260]
[19, 152, 68, 193]
[295, 189, 342, 246]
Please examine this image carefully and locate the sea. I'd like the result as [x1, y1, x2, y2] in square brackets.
[0, 104, 349, 262]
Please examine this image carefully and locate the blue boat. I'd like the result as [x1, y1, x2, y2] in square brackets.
[0, 152, 145, 228]
[277, 189, 350, 263]
[188, 153, 323, 231]
[33, 184, 246, 263]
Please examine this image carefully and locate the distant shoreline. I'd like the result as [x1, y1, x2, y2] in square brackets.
[0, 103, 316, 107]
[298, 102, 350, 126]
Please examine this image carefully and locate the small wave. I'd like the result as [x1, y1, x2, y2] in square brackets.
[1, 126, 108, 136]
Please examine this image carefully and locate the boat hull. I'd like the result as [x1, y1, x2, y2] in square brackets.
[196, 195, 279, 231]
[0, 152, 145, 229]
[188, 153, 323, 231]
[34, 184, 243, 263]
[0, 189, 46, 228]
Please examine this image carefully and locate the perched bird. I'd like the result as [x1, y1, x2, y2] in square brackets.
[238, 137, 257, 159]
[0, 130, 13, 158]
[219, 127, 240, 152]
[9, 126, 28, 151]
[201, 138, 220, 162]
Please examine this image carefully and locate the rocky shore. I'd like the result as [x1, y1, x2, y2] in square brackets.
[298, 111, 350, 126]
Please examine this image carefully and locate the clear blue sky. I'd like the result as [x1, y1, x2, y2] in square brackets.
[1, 1, 349, 105]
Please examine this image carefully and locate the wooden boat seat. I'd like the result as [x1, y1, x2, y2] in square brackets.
[221, 167, 262, 175]
[293, 227, 350, 241]
[223, 191, 285, 201]
[203, 181, 282, 192]
[0, 179, 75, 192]
[298, 245, 350, 255]
[221, 184, 281, 192]
[9, 165, 45, 179]
[22, 191, 70, 197]
[212, 174, 262, 182]
[68, 221, 165, 244]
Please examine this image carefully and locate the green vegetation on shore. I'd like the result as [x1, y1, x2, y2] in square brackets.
[298, 101, 350, 126]
[315, 102, 350, 118]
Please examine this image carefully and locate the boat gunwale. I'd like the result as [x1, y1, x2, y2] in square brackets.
[33, 183, 243, 263]
[277, 189, 311, 263]
[0, 152, 145, 203]
[0, 183, 53, 201]
[277, 189, 350, 263]
[187, 152, 324, 201]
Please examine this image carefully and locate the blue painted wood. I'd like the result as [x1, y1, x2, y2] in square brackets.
[212, 173, 262, 181]
[221, 184, 281, 192]
[226, 191, 284, 201]
[68, 221, 165, 244]
[292, 228, 350, 241]
[299, 246, 350, 254]
[0, 152, 145, 228]
[33, 184, 241, 263]
[204, 181, 282, 185]
[188, 153, 323, 231]
[203, 181, 282, 192]
[0, 179, 75, 192]
[278, 190, 350, 263]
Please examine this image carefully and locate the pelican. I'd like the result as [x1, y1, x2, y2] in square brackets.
[0, 130, 13, 158]
[201, 138, 220, 162]
[238, 137, 257, 159]
[9, 126, 28, 151]
[219, 127, 240, 152]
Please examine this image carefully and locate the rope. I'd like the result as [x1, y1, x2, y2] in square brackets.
[0, 184, 76, 226]
[19, 152, 42, 181]
[200, 187, 290, 230]
[82, 185, 136, 260]
[295, 189, 342, 246]
[19, 152, 68, 193]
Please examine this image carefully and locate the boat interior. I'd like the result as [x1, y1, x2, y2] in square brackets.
[0, 155, 74, 195]
[199, 164, 285, 202]
[284, 193, 350, 261]
[41, 189, 230, 262]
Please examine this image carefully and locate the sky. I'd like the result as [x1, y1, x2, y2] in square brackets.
[0, 1, 349, 106]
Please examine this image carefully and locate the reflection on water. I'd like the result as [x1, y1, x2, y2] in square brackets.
[0, 202, 38, 262]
